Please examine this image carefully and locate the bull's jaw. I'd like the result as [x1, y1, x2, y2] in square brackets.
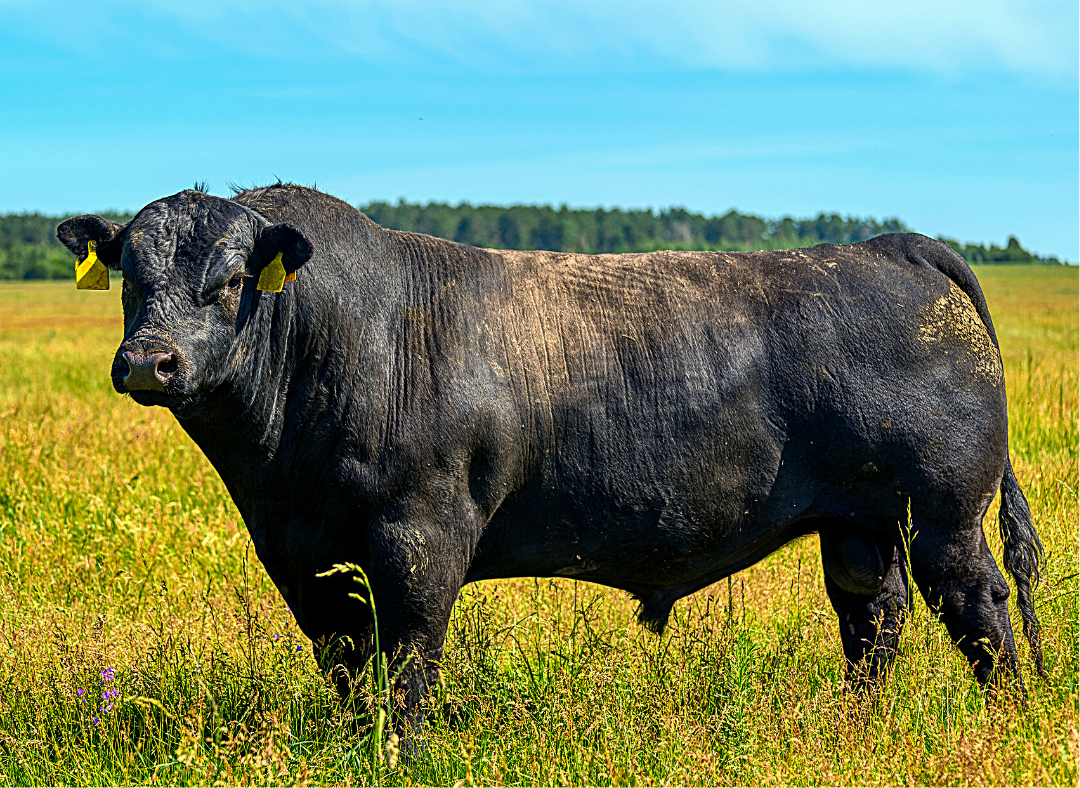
[169, 397, 210, 420]
[115, 386, 210, 420]
[112, 362, 210, 418]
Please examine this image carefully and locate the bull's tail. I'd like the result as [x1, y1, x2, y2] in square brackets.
[879, 234, 1047, 677]
[998, 454, 1045, 677]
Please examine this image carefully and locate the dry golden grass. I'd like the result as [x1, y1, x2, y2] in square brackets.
[0, 266, 1075, 785]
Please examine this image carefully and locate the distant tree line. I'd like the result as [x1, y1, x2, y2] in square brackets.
[0, 202, 1062, 280]
[937, 235, 1063, 265]
[361, 202, 913, 255]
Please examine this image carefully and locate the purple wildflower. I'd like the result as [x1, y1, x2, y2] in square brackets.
[87, 665, 120, 723]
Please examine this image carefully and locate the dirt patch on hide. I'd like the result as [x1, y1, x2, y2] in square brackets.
[919, 280, 1003, 384]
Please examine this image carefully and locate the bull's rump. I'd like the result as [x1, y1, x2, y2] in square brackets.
[464, 235, 1007, 588]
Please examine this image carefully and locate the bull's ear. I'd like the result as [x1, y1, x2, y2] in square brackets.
[251, 223, 313, 277]
[56, 215, 126, 270]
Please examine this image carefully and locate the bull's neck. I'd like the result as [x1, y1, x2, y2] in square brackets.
[176, 234, 404, 509]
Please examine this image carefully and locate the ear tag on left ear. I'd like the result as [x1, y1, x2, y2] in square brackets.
[257, 252, 288, 292]
[75, 240, 110, 290]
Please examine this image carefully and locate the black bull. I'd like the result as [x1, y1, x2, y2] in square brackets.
[58, 185, 1043, 731]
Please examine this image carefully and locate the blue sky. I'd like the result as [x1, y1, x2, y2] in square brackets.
[1, 0, 1077, 260]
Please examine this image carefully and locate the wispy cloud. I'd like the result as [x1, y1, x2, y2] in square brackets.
[7, 0, 1076, 78]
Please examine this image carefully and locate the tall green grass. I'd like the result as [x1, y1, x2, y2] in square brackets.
[0, 267, 1075, 785]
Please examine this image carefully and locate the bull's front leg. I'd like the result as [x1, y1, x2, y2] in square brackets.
[283, 491, 477, 743]
[356, 507, 475, 740]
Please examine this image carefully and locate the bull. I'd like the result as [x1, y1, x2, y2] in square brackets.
[58, 185, 1043, 735]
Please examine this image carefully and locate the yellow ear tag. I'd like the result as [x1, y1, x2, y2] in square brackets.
[257, 252, 288, 292]
[75, 240, 110, 290]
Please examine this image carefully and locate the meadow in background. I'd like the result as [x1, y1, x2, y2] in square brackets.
[0, 266, 1075, 785]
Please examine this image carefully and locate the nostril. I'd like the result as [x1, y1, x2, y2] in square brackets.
[156, 354, 179, 378]
[121, 349, 177, 392]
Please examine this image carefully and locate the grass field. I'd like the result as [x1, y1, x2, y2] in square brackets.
[0, 266, 1075, 786]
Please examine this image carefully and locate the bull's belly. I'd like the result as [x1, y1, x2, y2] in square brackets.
[464, 500, 815, 594]
[463, 464, 811, 591]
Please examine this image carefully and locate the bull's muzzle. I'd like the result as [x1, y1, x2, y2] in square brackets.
[122, 350, 178, 392]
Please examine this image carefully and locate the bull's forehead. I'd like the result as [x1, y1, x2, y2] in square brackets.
[125, 191, 256, 273]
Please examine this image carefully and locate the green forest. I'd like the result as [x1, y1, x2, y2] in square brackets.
[0, 202, 1063, 280]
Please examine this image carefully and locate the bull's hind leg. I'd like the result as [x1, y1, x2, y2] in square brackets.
[819, 523, 909, 687]
[907, 506, 1023, 689]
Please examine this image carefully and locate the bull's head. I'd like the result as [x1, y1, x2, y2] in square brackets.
[58, 190, 312, 418]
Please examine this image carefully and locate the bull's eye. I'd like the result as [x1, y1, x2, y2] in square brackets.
[227, 274, 244, 291]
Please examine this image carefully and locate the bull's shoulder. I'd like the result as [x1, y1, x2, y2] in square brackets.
[385, 229, 482, 258]
[384, 231, 509, 283]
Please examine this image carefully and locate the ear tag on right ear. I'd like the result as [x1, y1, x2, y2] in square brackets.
[257, 252, 287, 292]
[75, 240, 110, 290]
